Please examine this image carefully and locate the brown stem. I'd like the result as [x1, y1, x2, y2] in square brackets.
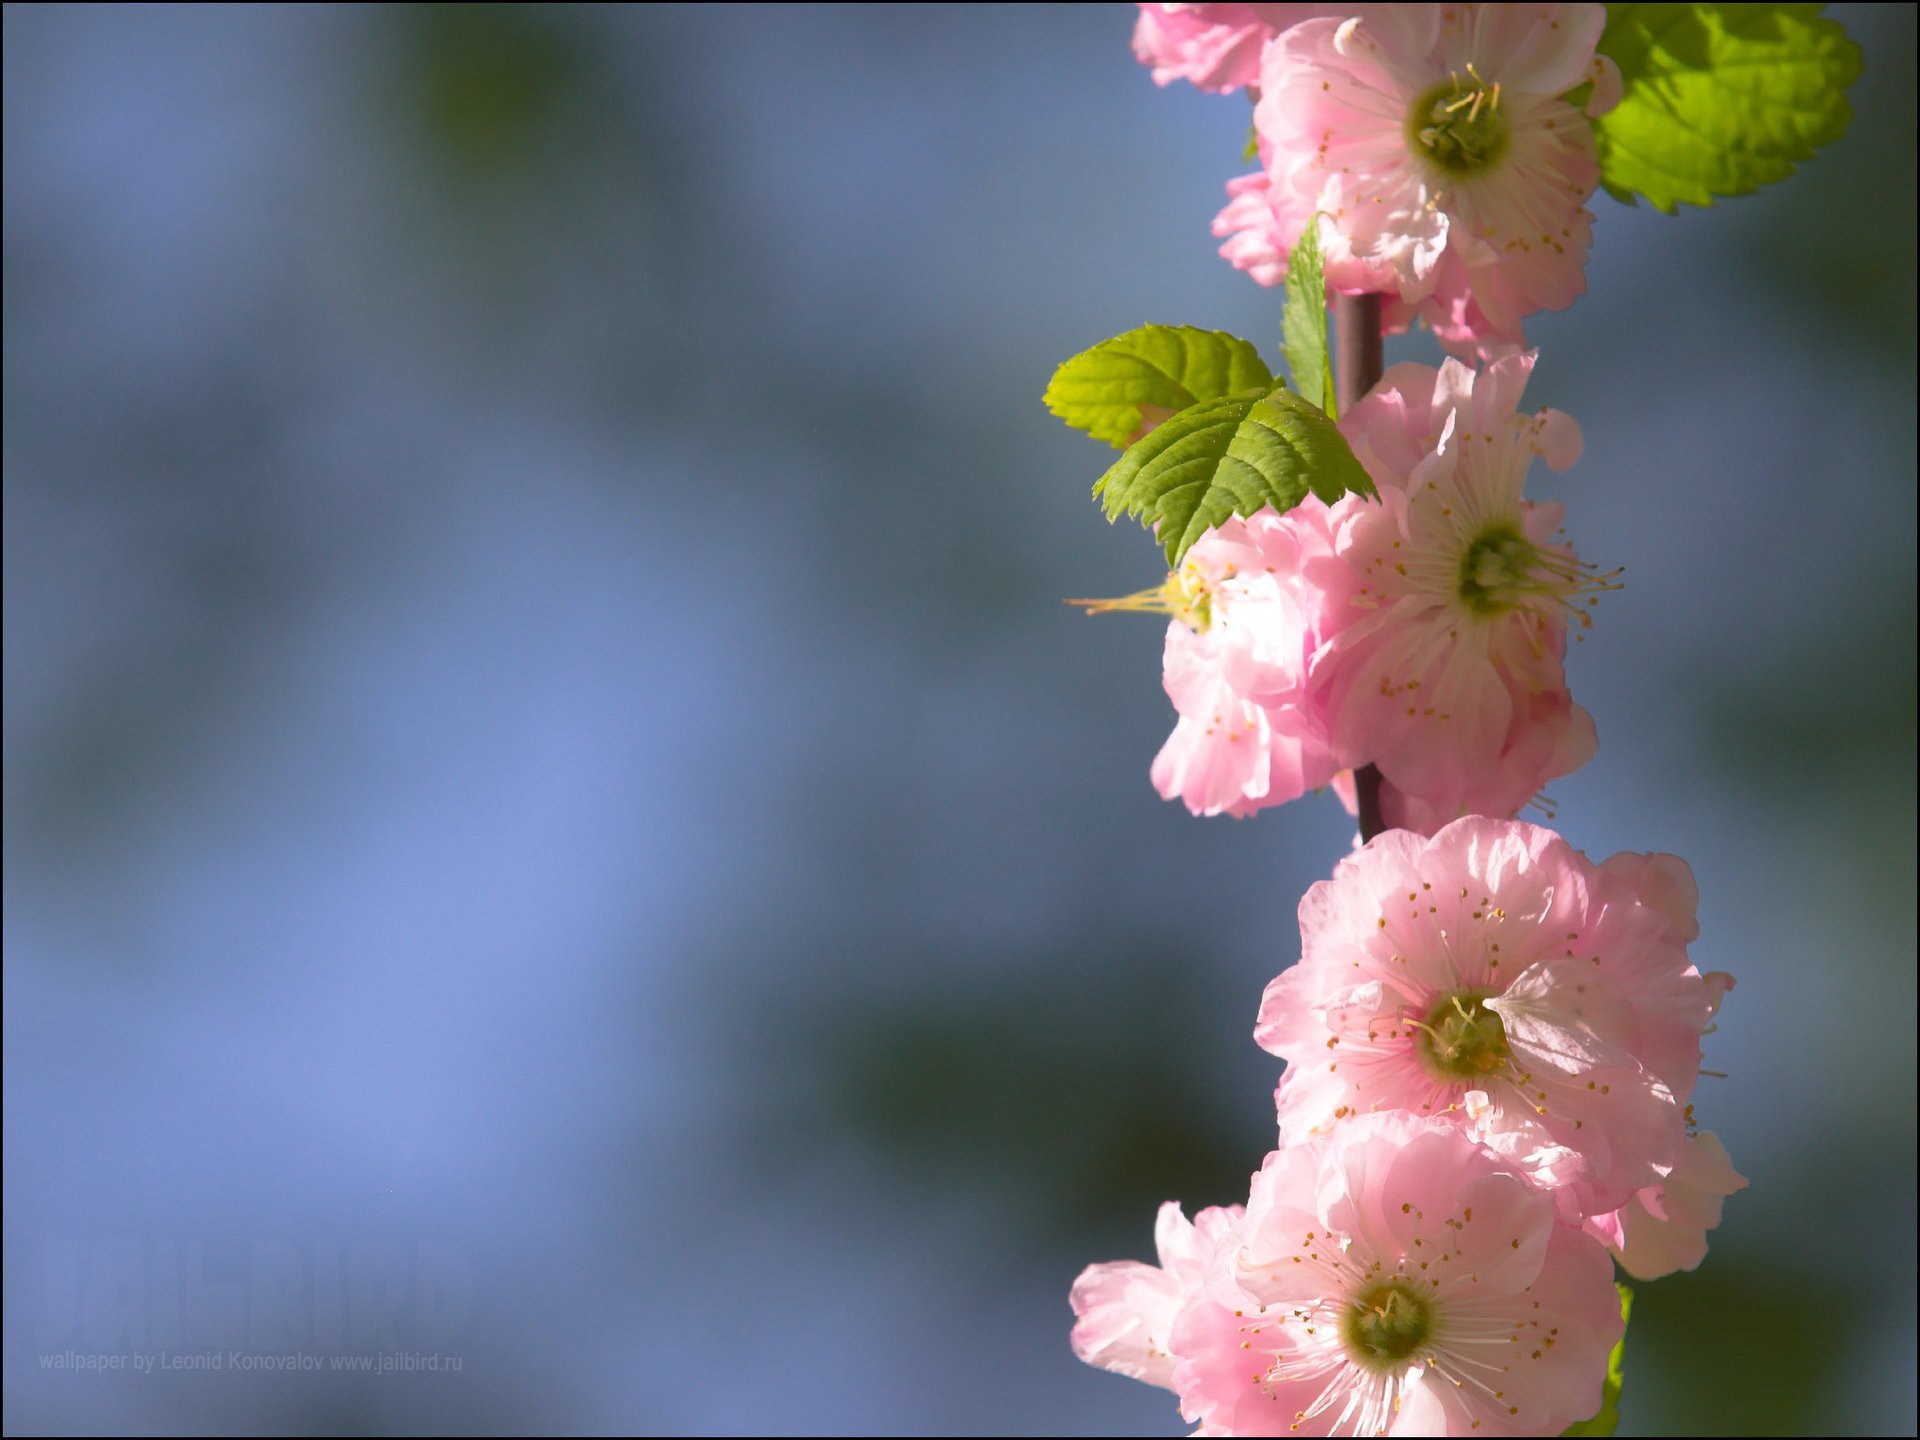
[1352, 763, 1386, 843]
[1334, 293, 1387, 843]
[1334, 291, 1383, 417]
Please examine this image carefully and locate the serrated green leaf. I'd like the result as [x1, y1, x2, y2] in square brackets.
[1562, 1283, 1633, 1437]
[1093, 384, 1375, 565]
[1595, 4, 1861, 213]
[1282, 220, 1335, 418]
[1044, 325, 1274, 450]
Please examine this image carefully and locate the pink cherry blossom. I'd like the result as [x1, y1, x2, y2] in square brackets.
[1071, 1200, 1246, 1390]
[1583, 1130, 1747, 1280]
[1597, 849, 1700, 943]
[1173, 1116, 1623, 1436]
[1332, 675, 1596, 836]
[1132, 5, 1331, 94]
[1219, 5, 1621, 350]
[1090, 505, 1354, 818]
[1314, 350, 1608, 815]
[1257, 818, 1721, 1217]
[1098, 353, 1604, 827]
[1215, 169, 1293, 288]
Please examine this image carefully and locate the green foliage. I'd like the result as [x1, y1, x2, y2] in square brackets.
[1044, 325, 1273, 449]
[1093, 384, 1375, 566]
[1595, 4, 1861, 212]
[1562, 1283, 1633, 1437]
[1282, 220, 1335, 418]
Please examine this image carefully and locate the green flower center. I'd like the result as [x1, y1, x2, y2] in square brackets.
[1163, 564, 1214, 632]
[1456, 524, 1540, 616]
[1407, 70, 1511, 178]
[1415, 990, 1510, 1080]
[1343, 1280, 1434, 1371]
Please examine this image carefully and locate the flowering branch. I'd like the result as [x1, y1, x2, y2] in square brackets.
[1057, 6, 1856, 1433]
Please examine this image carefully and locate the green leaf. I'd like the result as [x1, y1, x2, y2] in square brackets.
[1044, 325, 1274, 450]
[1281, 219, 1335, 418]
[1093, 384, 1375, 566]
[1595, 4, 1862, 212]
[1562, 1283, 1633, 1437]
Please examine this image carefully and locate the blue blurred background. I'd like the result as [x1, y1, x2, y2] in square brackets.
[3, 4, 1913, 1435]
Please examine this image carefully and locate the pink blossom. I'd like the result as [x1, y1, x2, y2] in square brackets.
[1091, 506, 1354, 818]
[1597, 849, 1699, 943]
[1257, 818, 1721, 1217]
[1220, 5, 1621, 350]
[1332, 675, 1597, 836]
[1132, 5, 1331, 94]
[1071, 1200, 1245, 1390]
[1102, 351, 1605, 826]
[1314, 350, 1608, 815]
[1173, 1116, 1623, 1436]
[1583, 1130, 1747, 1280]
[1215, 170, 1291, 287]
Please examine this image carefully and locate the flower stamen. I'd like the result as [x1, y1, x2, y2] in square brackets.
[1409, 67, 1511, 178]
[1455, 523, 1621, 625]
[1413, 990, 1511, 1080]
[1068, 564, 1214, 631]
[1343, 1280, 1434, 1372]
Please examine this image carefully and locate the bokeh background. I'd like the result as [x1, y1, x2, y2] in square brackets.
[4, 4, 1914, 1435]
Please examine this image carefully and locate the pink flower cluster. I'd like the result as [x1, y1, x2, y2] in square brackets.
[1073, 819, 1745, 1435]
[1140, 348, 1604, 835]
[1138, 4, 1621, 353]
